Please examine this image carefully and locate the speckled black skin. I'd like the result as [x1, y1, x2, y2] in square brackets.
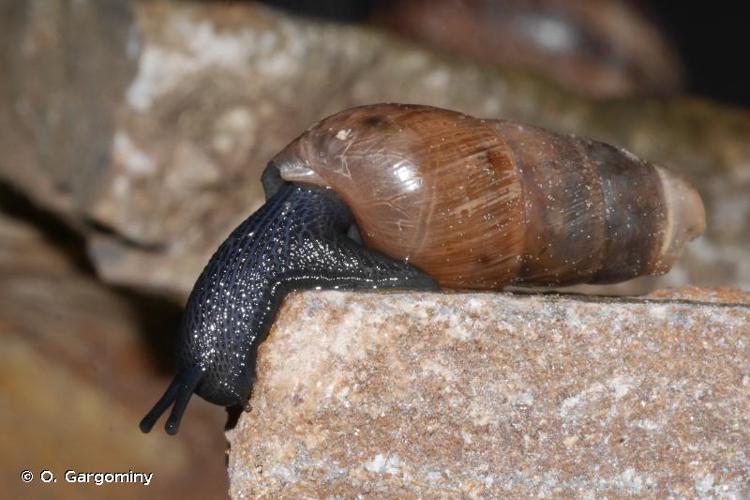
[140, 180, 438, 435]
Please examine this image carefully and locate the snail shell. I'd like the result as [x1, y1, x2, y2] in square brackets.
[270, 103, 705, 288]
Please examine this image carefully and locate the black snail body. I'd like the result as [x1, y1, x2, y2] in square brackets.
[141, 104, 705, 435]
[139, 184, 437, 434]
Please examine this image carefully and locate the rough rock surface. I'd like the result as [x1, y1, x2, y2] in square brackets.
[228, 289, 750, 498]
[0, 212, 228, 499]
[1, 0, 749, 297]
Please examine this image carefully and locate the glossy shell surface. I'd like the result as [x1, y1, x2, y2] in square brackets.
[271, 104, 704, 288]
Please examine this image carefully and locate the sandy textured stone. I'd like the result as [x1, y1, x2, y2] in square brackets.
[648, 286, 750, 305]
[228, 289, 750, 498]
[1, 0, 749, 297]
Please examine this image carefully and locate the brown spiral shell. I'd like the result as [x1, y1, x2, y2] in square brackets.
[269, 104, 705, 289]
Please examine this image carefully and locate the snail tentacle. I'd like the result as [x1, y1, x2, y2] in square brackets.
[139, 365, 203, 435]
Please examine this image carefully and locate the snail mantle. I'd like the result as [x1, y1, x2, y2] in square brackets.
[228, 288, 750, 498]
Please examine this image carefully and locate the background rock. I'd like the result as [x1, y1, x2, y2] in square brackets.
[0, 0, 748, 299]
[228, 289, 750, 498]
[0, 203, 228, 498]
[374, 0, 685, 98]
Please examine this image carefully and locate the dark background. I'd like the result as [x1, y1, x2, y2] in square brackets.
[648, 2, 748, 107]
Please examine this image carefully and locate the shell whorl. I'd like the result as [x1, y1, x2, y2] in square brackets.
[269, 104, 704, 288]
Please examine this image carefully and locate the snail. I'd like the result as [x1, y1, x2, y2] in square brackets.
[140, 103, 705, 435]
